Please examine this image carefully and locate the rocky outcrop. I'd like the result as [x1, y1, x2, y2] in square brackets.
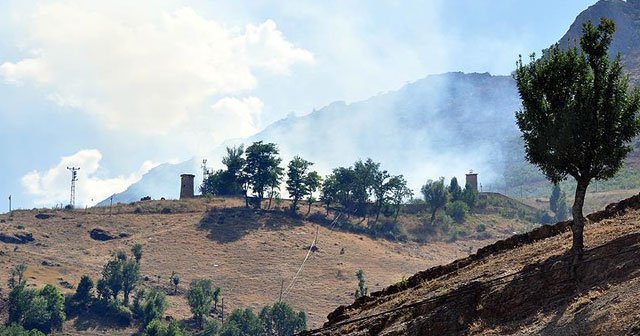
[35, 213, 54, 220]
[89, 228, 118, 241]
[0, 231, 34, 244]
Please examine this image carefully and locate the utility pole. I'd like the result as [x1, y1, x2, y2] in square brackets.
[8, 195, 11, 213]
[201, 159, 208, 185]
[109, 195, 114, 216]
[67, 167, 80, 208]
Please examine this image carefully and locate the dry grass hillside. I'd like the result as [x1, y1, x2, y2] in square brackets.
[305, 193, 640, 335]
[0, 197, 535, 335]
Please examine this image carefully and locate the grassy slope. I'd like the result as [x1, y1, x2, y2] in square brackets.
[0, 197, 533, 334]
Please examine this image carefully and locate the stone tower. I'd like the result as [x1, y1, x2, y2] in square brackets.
[465, 171, 478, 192]
[180, 174, 195, 199]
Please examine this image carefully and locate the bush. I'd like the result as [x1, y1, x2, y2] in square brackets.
[8, 283, 65, 334]
[446, 200, 469, 223]
[0, 324, 45, 336]
[476, 223, 487, 232]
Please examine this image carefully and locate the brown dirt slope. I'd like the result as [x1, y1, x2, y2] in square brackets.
[304, 193, 640, 335]
[0, 198, 502, 334]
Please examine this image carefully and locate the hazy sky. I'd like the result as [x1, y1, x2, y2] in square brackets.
[0, 0, 597, 209]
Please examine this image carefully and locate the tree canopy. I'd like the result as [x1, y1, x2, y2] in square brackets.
[515, 18, 640, 254]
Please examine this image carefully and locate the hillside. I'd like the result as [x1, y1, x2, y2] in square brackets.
[303, 193, 640, 335]
[0, 196, 539, 334]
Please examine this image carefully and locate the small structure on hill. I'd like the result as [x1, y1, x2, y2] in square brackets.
[466, 170, 478, 192]
[180, 174, 195, 199]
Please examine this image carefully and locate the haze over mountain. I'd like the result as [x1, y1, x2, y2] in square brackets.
[101, 72, 522, 204]
[101, 0, 640, 205]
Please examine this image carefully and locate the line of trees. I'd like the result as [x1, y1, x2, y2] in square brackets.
[201, 143, 413, 224]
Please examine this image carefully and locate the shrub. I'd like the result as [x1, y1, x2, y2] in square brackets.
[476, 223, 487, 233]
[446, 200, 469, 223]
[259, 302, 307, 336]
[0, 324, 45, 336]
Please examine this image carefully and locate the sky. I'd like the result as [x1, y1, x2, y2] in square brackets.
[0, 0, 598, 209]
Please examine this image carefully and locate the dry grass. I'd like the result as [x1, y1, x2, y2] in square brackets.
[0, 197, 515, 334]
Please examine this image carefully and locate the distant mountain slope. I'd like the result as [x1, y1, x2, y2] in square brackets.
[557, 0, 640, 83]
[100, 72, 523, 204]
[96, 159, 197, 206]
[103, 0, 640, 205]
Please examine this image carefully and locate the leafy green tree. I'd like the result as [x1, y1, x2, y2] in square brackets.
[102, 258, 124, 300]
[286, 156, 313, 214]
[187, 279, 215, 328]
[9, 263, 27, 289]
[72, 275, 94, 309]
[259, 302, 307, 336]
[421, 178, 449, 224]
[8, 283, 36, 325]
[320, 174, 339, 215]
[221, 308, 262, 336]
[131, 244, 143, 263]
[122, 260, 140, 306]
[461, 184, 478, 210]
[388, 175, 413, 222]
[9, 283, 65, 334]
[201, 145, 247, 197]
[515, 18, 640, 254]
[371, 169, 391, 225]
[170, 271, 180, 295]
[305, 171, 322, 215]
[0, 324, 45, 336]
[243, 141, 283, 209]
[139, 289, 167, 327]
[449, 177, 462, 201]
[331, 166, 357, 217]
[213, 287, 221, 311]
[354, 270, 367, 299]
[446, 200, 469, 223]
[352, 159, 380, 217]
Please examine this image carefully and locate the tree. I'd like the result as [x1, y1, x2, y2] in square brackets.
[186, 279, 215, 328]
[352, 159, 380, 217]
[286, 156, 313, 214]
[244, 141, 283, 209]
[9, 263, 27, 289]
[446, 200, 469, 223]
[354, 270, 367, 299]
[201, 145, 246, 197]
[139, 289, 167, 327]
[169, 271, 180, 295]
[421, 178, 449, 224]
[131, 244, 143, 263]
[221, 308, 263, 336]
[371, 169, 391, 225]
[461, 184, 478, 210]
[388, 175, 413, 222]
[8, 283, 65, 334]
[122, 260, 140, 306]
[72, 275, 94, 309]
[259, 302, 307, 336]
[102, 258, 124, 300]
[449, 177, 462, 201]
[0, 324, 45, 336]
[305, 171, 322, 215]
[515, 18, 640, 255]
[320, 174, 338, 216]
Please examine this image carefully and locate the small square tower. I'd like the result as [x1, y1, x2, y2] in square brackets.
[180, 174, 195, 199]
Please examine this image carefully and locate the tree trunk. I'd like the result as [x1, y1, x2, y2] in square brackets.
[394, 202, 400, 223]
[291, 198, 298, 215]
[571, 179, 590, 255]
[430, 208, 437, 225]
[374, 201, 382, 225]
[307, 200, 312, 215]
[267, 189, 273, 210]
[244, 190, 249, 208]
